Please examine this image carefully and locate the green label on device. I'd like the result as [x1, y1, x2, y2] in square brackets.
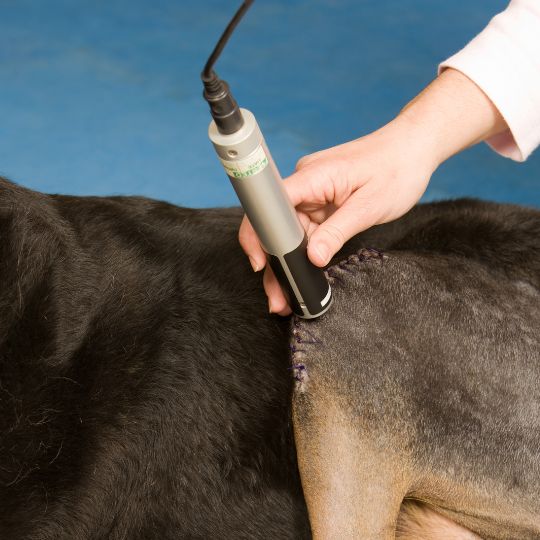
[219, 146, 269, 178]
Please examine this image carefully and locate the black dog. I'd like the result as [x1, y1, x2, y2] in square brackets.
[1, 177, 539, 538]
[0, 178, 308, 539]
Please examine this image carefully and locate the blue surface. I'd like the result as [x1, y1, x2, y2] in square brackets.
[0, 0, 538, 208]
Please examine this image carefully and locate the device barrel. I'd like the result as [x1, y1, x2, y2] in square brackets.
[209, 109, 332, 318]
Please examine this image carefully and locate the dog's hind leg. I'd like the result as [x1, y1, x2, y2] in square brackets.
[293, 391, 410, 540]
[397, 500, 483, 540]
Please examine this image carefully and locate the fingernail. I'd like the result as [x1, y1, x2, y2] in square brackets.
[268, 299, 273, 314]
[249, 256, 260, 272]
[314, 242, 330, 265]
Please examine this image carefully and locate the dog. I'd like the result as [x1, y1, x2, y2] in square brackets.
[0, 176, 538, 538]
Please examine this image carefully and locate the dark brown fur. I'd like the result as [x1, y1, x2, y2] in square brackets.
[1, 176, 539, 538]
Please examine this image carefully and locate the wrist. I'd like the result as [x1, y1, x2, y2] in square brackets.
[395, 68, 507, 168]
[374, 111, 442, 177]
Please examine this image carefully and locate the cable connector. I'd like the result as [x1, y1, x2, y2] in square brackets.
[202, 71, 244, 134]
[201, 1, 254, 134]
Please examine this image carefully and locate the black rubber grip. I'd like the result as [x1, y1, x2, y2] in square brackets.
[268, 234, 331, 318]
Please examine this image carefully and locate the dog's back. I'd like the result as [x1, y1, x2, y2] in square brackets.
[292, 200, 540, 539]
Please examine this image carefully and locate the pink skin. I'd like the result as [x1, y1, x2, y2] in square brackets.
[238, 68, 507, 315]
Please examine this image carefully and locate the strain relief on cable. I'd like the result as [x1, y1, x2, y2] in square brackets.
[202, 70, 244, 134]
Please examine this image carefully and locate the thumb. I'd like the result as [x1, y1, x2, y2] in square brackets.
[307, 204, 376, 266]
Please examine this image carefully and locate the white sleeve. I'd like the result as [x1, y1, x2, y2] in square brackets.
[439, 0, 540, 161]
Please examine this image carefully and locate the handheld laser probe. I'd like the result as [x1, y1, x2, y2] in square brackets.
[201, 0, 332, 319]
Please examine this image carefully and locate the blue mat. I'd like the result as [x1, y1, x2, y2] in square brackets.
[0, 0, 537, 208]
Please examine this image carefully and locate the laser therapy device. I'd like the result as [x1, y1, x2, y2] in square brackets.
[201, 0, 332, 319]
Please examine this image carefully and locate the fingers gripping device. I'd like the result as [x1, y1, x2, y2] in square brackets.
[201, 0, 332, 319]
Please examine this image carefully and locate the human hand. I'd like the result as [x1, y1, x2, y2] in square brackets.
[239, 69, 507, 315]
[239, 114, 437, 315]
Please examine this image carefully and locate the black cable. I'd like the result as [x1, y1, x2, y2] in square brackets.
[201, 0, 254, 81]
[201, 0, 254, 134]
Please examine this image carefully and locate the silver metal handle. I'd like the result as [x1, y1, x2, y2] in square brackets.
[209, 109, 332, 318]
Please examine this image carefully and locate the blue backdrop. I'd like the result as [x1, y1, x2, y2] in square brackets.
[1, 0, 538, 208]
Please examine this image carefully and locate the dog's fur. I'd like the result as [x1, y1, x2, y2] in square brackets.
[0, 177, 539, 538]
[292, 203, 540, 539]
[0, 178, 308, 539]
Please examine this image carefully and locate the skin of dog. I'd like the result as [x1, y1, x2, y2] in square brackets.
[1, 177, 539, 538]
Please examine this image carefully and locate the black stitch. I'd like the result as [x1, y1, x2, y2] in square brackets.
[326, 267, 345, 284]
[366, 246, 384, 257]
[294, 327, 321, 345]
[288, 362, 306, 371]
[338, 263, 356, 274]
[292, 362, 307, 383]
